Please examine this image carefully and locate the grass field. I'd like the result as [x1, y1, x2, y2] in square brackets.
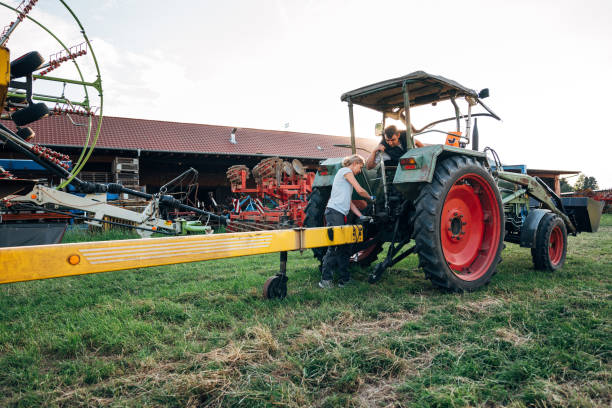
[1, 216, 610, 407]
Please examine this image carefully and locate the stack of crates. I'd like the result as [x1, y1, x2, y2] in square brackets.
[80, 171, 113, 184]
[112, 157, 140, 189]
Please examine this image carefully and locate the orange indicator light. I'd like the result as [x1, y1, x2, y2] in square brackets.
[67, 254, 80, 265]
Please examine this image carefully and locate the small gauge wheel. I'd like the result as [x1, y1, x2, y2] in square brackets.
[262, 275, 288, 299]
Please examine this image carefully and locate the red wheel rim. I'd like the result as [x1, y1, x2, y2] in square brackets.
[440, 173, 501, 281]
[549, 226, 563, 265]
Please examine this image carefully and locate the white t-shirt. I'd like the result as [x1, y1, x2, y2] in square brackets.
[326, 167, 353, 216]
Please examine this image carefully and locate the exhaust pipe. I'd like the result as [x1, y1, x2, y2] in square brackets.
[472, 118, 479, 151]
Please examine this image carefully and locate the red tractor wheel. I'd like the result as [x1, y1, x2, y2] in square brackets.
[414, 156, 504, 291]
[531, 214, 567, 271]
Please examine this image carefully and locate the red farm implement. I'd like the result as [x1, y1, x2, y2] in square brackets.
[563, 189, 612, 213]
[225, 157, 315, 231]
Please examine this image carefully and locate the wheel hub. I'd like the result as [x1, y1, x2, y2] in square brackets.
[446, 211, 466, 241]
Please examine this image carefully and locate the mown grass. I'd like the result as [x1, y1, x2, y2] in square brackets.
[61, 227, 141, 243]
[1, 216, 610, 407]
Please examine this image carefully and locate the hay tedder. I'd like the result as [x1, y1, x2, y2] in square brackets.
[225, 157, 315, 231]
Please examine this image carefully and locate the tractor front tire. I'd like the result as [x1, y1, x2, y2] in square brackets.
[414, 155, 504, 291]
[531, 214, 567, 271]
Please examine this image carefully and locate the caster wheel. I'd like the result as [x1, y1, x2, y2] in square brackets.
[368, 263, 385, 284]
[262, 275, 288, 299]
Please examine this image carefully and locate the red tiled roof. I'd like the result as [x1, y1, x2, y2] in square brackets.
[5, 115, 378, 159]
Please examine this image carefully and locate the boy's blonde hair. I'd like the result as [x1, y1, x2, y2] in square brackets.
[342, 154, 365, 167]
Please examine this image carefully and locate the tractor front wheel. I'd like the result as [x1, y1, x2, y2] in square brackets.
[414, 155, 504, 291]
[531, 214, 567, 271]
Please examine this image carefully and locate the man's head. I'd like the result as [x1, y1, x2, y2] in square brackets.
[383, 125, 401, 147]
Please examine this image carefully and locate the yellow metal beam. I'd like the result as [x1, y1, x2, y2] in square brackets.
[0, 46, 9, 109]
[0, 226, 363, 285]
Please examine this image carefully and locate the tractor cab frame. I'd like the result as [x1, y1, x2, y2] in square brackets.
[340, 71, 499, 153]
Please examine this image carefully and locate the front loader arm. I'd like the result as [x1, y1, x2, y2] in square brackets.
[495, 170, 576, 234]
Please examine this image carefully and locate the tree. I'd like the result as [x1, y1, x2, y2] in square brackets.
[574, 174, 599, 191]
[560, 178, 573, 193]
[584, 176, 599, 190]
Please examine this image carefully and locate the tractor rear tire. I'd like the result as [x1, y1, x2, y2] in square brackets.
[531, 214, 567, 271]
[304, 187, 330, 265]
[414, 155, 504, 291]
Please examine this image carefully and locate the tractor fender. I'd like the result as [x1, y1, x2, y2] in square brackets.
[519, 209, 551, 248]
[312, 158, 375, 195]
[312, 158, 343, 188]
[393, 145, 488, 184]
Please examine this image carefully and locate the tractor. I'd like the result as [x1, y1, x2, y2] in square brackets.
[304, 71, 604, 291]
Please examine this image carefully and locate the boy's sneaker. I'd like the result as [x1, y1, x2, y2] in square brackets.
[318, 280, 333, 289]
[338, 279, 352, 288]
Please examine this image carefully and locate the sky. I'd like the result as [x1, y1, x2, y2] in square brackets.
[2, 0, 611, 187]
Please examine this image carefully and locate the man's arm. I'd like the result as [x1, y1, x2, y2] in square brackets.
[349, 201, 363, 217]
[366, 144, 384, 170]
[344, 171, 371, 200]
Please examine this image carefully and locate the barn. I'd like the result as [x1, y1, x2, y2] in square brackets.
[1, 115, 378, 206]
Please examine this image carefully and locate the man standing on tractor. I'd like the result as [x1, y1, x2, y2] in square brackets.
[319, 154, 373, 289]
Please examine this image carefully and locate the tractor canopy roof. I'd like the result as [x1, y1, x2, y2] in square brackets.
[340, 71, 479, 112]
